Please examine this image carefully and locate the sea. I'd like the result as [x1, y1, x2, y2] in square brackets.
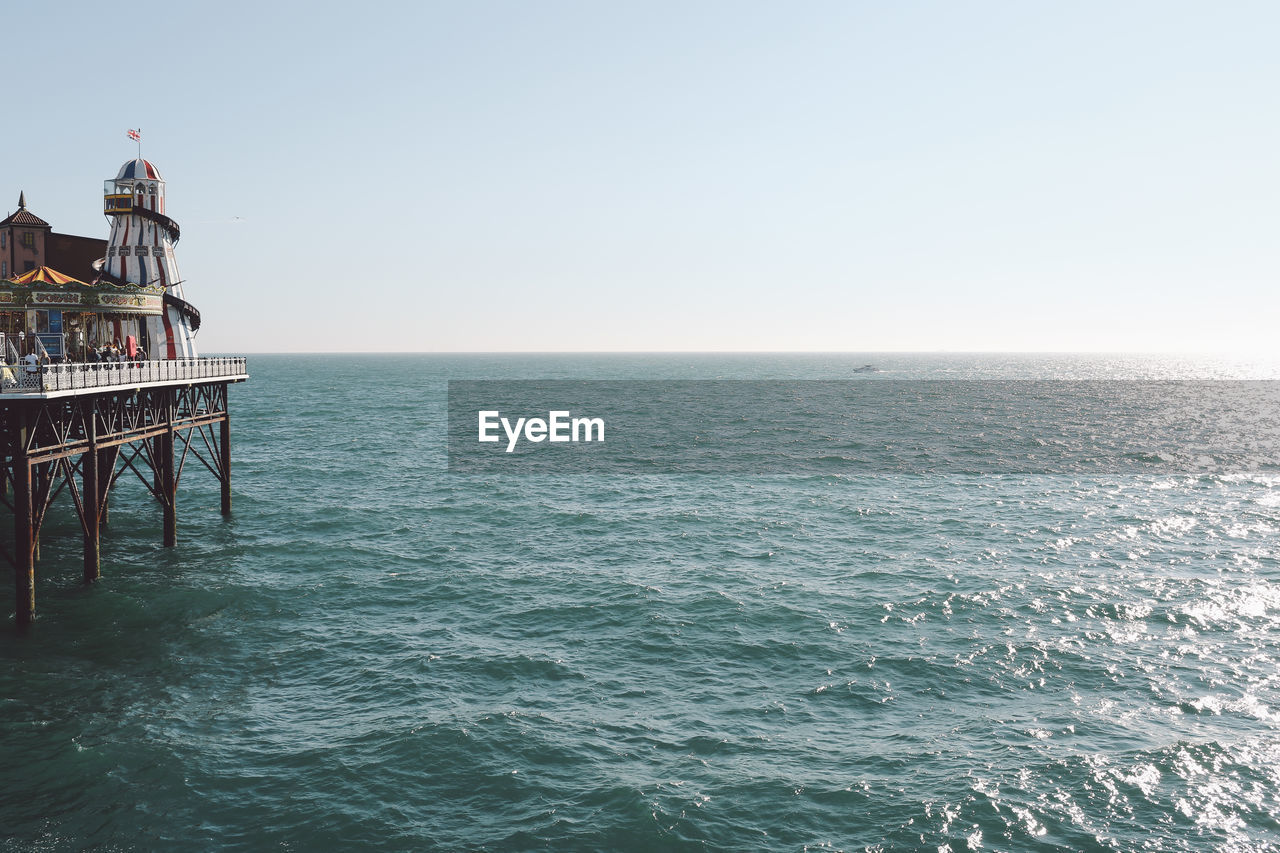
[3, 353, 1280, 852]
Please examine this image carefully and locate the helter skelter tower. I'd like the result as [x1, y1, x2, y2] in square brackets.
[100, 158, 200, 358]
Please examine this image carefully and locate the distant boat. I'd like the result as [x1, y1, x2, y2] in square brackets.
[852, 364, 880, 373]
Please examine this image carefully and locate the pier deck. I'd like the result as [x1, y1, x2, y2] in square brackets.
[1, 357, 247, 627]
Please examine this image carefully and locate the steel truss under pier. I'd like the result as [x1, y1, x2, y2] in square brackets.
[0, 360, 248, 626]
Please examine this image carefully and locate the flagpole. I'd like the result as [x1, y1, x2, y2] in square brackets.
[137, 127, 142, 159]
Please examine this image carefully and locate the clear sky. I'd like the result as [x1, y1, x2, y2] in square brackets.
[5, 1, 1278, 353]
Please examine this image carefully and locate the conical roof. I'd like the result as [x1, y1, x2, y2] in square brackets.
[8, 265, 88, 286]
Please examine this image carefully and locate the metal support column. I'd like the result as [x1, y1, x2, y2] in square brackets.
[162, 391, 177, 547]
[13, 415, 34, 626]
[220, 413, 231, 516]
[83, 401, 101, 583]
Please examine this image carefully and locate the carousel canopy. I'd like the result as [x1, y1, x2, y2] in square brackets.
[8, 266, 89, 287]
[1, 265, 162, 315]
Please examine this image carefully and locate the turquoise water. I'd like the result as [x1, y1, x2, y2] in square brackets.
[3, 354, 1280, 851]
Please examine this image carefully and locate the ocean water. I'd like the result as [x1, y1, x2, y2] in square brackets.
[3, 353, 1280, 851]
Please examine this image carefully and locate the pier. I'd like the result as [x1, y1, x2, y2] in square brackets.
[1, 356, 247, 626]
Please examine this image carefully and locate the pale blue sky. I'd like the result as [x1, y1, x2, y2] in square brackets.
[6, 1, 1278, 353]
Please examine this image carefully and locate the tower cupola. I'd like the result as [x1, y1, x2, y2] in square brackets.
[105, 158, 166, 215]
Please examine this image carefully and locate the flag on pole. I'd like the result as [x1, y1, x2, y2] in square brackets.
[127, 129, 141, 141]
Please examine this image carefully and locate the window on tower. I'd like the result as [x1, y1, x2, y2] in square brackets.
[21, 232, 35, 249]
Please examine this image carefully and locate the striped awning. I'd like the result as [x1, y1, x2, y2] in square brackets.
[8, 266, 89, 287]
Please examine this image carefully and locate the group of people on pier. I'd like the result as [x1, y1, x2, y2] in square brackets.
[5, 339, 148, 368]
[4, 337, 149, 383]
[2, 339, 156, 390]
[80, 341, 148, 364]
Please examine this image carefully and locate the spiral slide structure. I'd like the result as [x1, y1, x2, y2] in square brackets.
[100, 159, 199, 358]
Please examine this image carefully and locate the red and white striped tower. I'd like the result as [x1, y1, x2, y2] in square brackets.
[102, 158, 199, 358]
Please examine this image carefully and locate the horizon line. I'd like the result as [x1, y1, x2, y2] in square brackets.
[202, 349, 1279, 357]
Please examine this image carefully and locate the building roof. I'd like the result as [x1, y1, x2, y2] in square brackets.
[1, 192, 50, 227]
[116, 158, 163, 181]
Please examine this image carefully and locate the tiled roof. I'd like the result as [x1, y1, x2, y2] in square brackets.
[1, 207, 50, 227]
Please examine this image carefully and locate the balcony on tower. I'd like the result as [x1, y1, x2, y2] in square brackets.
[104, 182, 134, 214]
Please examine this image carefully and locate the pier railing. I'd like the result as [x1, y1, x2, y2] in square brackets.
[2, 357, 248, 394]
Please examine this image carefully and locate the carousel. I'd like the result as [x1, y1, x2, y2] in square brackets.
[0, 264, 164, 362]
